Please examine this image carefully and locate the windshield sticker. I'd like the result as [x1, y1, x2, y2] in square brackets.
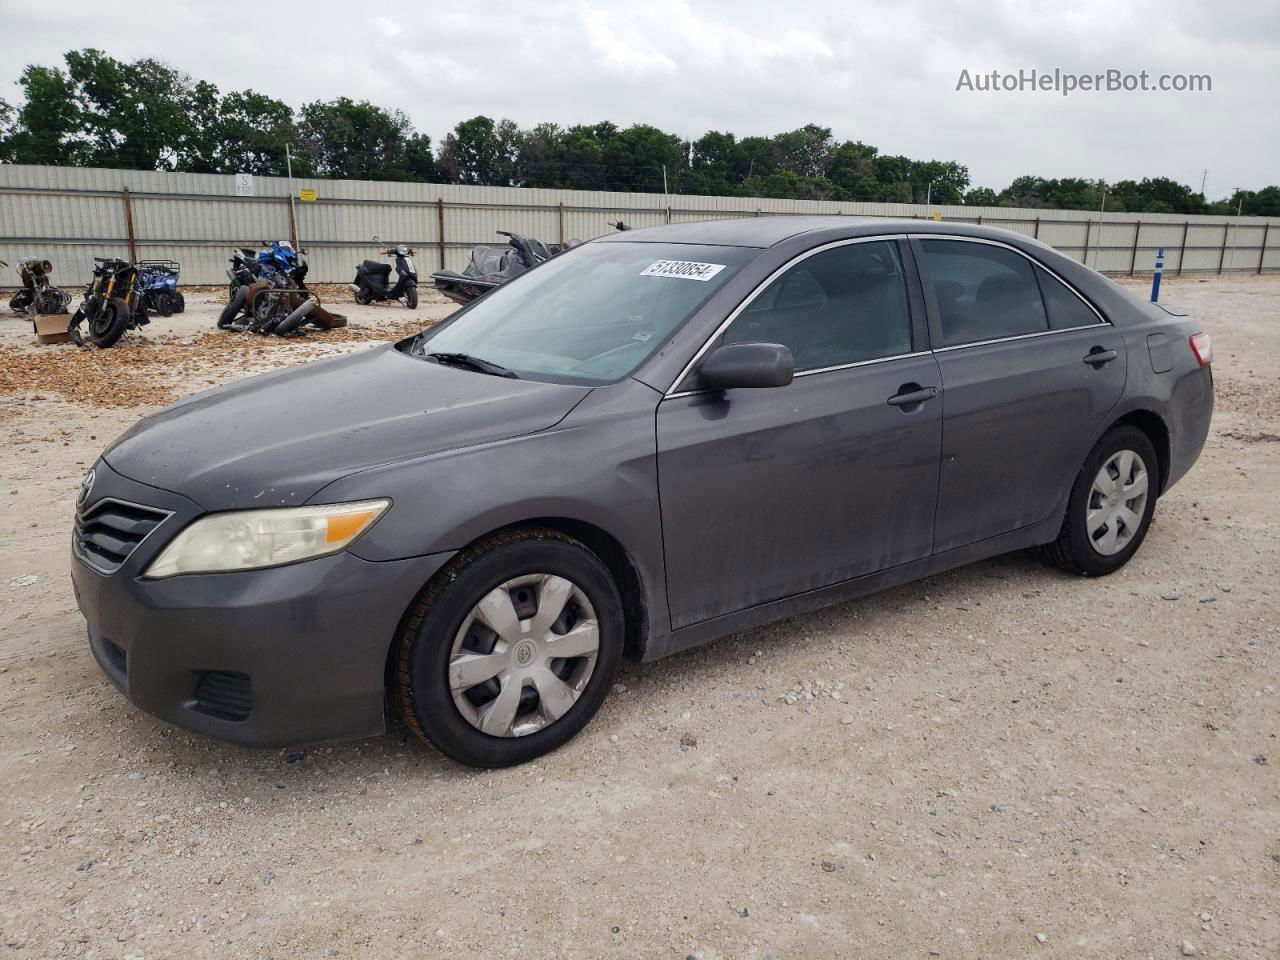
[640, 260, 727, 282]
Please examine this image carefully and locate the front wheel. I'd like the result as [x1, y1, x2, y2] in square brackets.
[404, 282, 418, 309]
[395, 528, 624, 767]
[87, 298, 131, 348]
[217, 287, 246, 329]
[1044, 425, 1158, 576]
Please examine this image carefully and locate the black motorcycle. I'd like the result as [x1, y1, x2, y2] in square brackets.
[69, 257, 149, 348]
[431, 230, 565, 306]
[351, 238, 418, 309]
[5, 257, 72, 316]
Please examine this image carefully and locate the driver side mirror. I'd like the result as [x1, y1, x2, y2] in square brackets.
[698, 342, 794, 390]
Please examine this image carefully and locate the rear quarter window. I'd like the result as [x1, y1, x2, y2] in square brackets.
[1035, 266, 1103, 330]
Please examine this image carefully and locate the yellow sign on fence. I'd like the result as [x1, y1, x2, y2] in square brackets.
[299, 188, 317, 202]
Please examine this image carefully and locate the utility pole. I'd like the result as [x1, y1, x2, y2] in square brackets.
[662, 165, 669, 196]
[925, 181, 933, 206]
[1095, 190, 1107, 268]
[1200, 169, 1208, 196]
[1229, 187, 1245, 270]
[285, 143, 299, 249]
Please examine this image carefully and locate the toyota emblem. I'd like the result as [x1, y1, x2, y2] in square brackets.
[78, 467, 96, 506]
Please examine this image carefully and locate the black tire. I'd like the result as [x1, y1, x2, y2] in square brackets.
[1044, 424, 1159, 577]
[154, 291, 174, 317]
[87, 298, 131, 348]
[217, 287, 246, 329]
[173, 291, 185, 314]
[395, 528, 624, 767]
[273, 300, 315, 336]
[404, 282, 418, 310]
[354, 287, 372, 306]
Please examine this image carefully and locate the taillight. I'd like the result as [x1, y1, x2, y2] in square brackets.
[1189, 331, 1212, 366]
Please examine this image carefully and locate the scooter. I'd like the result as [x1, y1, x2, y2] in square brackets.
[351, 237, 418, 309]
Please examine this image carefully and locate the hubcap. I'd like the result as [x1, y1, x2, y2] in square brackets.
[448, 574, 599, 738]
[1086, 449, 1149, 556]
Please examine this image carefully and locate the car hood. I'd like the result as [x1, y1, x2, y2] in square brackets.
[104, 344, 592, 510]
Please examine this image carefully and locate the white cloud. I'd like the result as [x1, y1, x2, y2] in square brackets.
[373, 17, 401, 39]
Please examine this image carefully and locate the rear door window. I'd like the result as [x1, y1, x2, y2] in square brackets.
[919, 240, 1048, 346]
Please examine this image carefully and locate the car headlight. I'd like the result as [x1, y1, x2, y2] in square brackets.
[145, 499, 390, 578]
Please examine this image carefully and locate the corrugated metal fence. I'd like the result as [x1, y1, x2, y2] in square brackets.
[2, 163, 1277, 286]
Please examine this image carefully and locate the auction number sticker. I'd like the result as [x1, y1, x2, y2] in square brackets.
[640, 260, 727, 282]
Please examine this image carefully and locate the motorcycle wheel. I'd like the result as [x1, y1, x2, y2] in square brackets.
[250, 293, 276, 333]
[355, 288, 372, 306]
[404, 283, 418, 309]
[9, 291, 32, 313]
[173, 291, 185, 314]
[154, 291, 174, 318]
[88, 298, 131, 348]
[217, 287, 247, 329]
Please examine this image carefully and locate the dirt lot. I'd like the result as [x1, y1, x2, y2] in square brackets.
[1, 276, 1277, 959]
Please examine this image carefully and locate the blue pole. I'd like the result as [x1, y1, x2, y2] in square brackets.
[1150, 246, 1164, 302]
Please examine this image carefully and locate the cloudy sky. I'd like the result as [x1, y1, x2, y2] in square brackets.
[2, 0, 1276, 195]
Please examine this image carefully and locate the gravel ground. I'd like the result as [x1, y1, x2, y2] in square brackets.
[0, 275, 1277, 959]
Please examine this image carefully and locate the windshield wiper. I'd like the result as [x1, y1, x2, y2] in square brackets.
[423, 352, 518, 379]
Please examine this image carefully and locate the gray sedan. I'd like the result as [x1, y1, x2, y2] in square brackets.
[71, 217, 1213, 766]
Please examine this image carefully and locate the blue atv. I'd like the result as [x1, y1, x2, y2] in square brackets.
[137, 260, 184, 317]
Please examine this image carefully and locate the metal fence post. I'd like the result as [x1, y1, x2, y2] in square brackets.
[121, 187, 138, 262]
[1258, 222, 1270, 274]
[1177, 221, 1189, 275]
[558, 202, 565, 247]
[1033, 217, 1040, 239]
[1217, 222, 1229, 274]
[1129, 220, 1140, 275]
[436, 198, 446, 270]
[1082, 219, 1091, 265]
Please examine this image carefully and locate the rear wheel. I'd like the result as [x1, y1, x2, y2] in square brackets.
[395, 528, 623, 767]
[153, 291, 174, 317]
[172, 290, 185, 314]
[1045, 425, 1158, 576]
[87, 298, 130, 348]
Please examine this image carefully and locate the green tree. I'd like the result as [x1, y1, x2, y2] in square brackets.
[438, 115, 522, 185]
[297, 97, 433, 181]
[771, 124, 834, 179]
[5, 64, 84, 165]
[65, 49, 204, 170]
[964, 186, 998, 206]
[209, 90, 300, 176]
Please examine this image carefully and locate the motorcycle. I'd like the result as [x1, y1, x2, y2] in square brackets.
[431, 230, 568, 306]
[225, 241, 308, 299]
[138, 260, 184, 317]
[351, 237, 418, 309]
[5, 257, 72, 316]
[219, 241, 313, 331]
[69, 257, 149, 348]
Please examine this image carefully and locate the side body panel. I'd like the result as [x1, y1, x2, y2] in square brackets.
[656, 354, 943, 628]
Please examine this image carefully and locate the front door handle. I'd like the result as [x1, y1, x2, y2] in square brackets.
[886, 385, 938, 407]
[1083, 348, 1118, 367]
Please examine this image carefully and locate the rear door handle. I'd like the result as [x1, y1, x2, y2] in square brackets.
[1083, 348, 1118, 366]
[886, 386, 938, 407]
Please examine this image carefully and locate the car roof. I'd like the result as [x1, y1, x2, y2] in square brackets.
[595, 215, 1032, 249]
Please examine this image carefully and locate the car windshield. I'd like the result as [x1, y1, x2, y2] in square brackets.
[411, 241, 753, 383]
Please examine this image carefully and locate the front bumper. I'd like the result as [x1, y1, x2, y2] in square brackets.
[71, 461, 451, 748]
